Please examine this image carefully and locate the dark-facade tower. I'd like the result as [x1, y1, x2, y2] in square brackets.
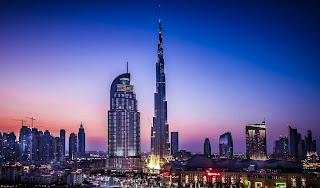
[78, 123, 85, 156]
[151, 11, 170, 164]
[204, 137, 211, 158]
[219, 132, 233, 159]
[69, 133, 77, 160]
[60, 129, 66, 157]
[171, 132, 178, 156]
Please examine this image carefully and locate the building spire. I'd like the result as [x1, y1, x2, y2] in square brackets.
[126, 61, 128, 73]
[158, 5, 161, 22]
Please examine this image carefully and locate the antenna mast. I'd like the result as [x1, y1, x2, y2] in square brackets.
[126, 61, 128, 73]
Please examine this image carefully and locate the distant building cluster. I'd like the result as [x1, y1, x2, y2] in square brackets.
[0, 122, 86, 164]
[271, 126, 317, 161]
[69, 122, 86, 160]
[0, 126, 65, 163]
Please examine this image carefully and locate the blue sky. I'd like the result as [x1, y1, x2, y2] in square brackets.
[0, 0, 320, 153]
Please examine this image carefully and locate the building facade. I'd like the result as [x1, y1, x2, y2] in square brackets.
[69, 133, 77, 160]
[19, 126, 31, 162]
[204, 137, 211, 158]
[288, 125, 300, 158]
[107, 71, 141, 169]
[219, 132, 233, 159]
[246, 121, 267, 160]
[151, 16, 170, 165]
[78, 123, 85, 156]
[273, 136, 288, 156]
[60, 129, 66, 158]
[171, 132, 178, 156]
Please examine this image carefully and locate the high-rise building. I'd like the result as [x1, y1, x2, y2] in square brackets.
[78, 123, 85, 156]
[107, 69, 141, 169]
[60, 129, 66, 158]
[305, 130, 317, 153]
[42, 130, 52, 161]
[219, 132, 233, 159]
[204, 137, 211, 157]
[288, 125, 301, 158]
[1, 132, 20, 163]
[171, 132, 179, 156]
[273, 136, 289, 156]
[246, 121, 267, 160]
[31, 128, 41, 161]
[54, 137, 63, 162]
[151, 12, 170, 165]
[19, 126, 31, 162]
[69, 133, 77, 160]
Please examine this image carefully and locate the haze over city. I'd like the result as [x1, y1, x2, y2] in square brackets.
[1, 0, 319, 154]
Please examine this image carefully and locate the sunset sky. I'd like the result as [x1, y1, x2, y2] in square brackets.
[1, 1, 319, 153]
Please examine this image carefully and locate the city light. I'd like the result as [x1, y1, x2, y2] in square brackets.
[207, 172, 221, 176]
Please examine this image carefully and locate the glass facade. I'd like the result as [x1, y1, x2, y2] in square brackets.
[151, 17, 170, 162]
[108, 73, 140, 169]
[78, 123, 85, 156]
[69, 133, 77, 160]
[171, 132, 178, 156]
[204, 137, 211, 157]
[219, 132, 233, 159]
[246, 121, 267, 160]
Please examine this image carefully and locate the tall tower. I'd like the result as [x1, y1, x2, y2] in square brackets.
[69, 133, 77, 160]
[204, 137, 211, 158]
[151, 6, 170, 165]
[78, 122, 85, 156]
[19, 125, 32, 162]
[171, 132, 179, 156]
[60, 129, 66, 157]
[246, 121, 267, 160]
[219, 132, 233, 159]
[107, 68, 141, 169]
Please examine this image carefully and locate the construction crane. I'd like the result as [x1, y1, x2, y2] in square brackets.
[12, 119, 27, 126]
[25, 117, 36, 128]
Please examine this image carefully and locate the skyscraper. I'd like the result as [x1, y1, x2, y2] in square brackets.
[107, 68, 141, 169]
[219, 132, 233, 159]
[204, 137, 211, 158]
[273, 136, 289, 156]
[171, 132, 179, 156]
[31, 128, 41, 161]
[246, 121, 267, 160]
[305, 130, 317, 153]
[19, 126, 31, 162]
[54, 137, 63, 162]
[288, 125, 301, 158]
[151, 11, 170, 165]
[78, 123, 85, 156]
[69, 133, 77, 160]
[60, 129, 66, 158]
[1, 132, 19, 162]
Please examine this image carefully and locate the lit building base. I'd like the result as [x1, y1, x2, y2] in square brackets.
[106, 157, 141, 171]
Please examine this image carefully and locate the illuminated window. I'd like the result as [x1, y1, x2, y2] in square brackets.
[291, 177, 297, 187]
[255, 182, 262, 188]
[301, 177, 306, 187]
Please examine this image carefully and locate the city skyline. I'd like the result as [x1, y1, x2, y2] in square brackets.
[1, 1, 320, 153]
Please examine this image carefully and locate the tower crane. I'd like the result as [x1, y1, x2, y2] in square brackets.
[25, 117, 36, 128]
[12, 119, 27, 126]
